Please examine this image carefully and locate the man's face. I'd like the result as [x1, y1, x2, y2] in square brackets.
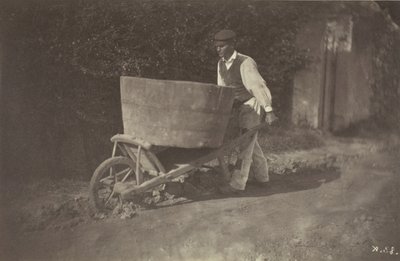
[214, 40, 234, 59]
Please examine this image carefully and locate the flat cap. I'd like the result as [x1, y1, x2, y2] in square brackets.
[214, 29, 236, 41]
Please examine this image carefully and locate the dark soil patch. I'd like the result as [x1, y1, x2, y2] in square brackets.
[259, 126, 325, 153]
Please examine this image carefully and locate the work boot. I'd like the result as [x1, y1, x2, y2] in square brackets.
[247, 179, 270, 188]
[218, 183, 243, 195]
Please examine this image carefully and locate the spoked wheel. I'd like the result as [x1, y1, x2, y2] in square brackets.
[89, 156, 137, 211]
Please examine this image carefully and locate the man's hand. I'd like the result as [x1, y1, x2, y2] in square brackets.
[265, 111, 278, 125]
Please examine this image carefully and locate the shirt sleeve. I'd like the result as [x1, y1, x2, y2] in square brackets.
[240, 57, 273, 111]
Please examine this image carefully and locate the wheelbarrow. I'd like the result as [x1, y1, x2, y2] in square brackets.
[89, 122, 268, 211]
[89, 76, 265, 211]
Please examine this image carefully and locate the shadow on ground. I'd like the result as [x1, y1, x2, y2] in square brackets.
[154, 167, 341, 208]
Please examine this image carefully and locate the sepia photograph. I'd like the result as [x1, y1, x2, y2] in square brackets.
[1, 0, 399, 260]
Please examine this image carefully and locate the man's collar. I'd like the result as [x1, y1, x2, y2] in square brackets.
[222, 50, 237, 63]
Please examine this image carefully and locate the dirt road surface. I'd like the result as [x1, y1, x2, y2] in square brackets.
[2, 135, 400, 261]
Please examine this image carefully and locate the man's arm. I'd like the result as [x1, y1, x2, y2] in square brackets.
[240, 57, 273, 112]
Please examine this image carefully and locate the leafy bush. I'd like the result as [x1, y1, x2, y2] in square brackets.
[2, 0, 312, 178]
[3, 0, 311, 113]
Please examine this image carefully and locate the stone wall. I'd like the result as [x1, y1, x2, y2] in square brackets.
[292, 20, 326, 128]
[331, 17, 373, 131]
[292, 11, 375, 131]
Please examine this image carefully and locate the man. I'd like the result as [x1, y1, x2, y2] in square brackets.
[214, 29, 277, 194]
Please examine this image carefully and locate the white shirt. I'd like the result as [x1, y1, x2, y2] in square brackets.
[217, 51, 273, 112]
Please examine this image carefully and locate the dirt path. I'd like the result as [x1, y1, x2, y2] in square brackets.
[3, 136, 400, 261]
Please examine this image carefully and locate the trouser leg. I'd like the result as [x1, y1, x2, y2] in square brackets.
[250, 139, 269, 182]
[229, 132, 257, 190]
[228, 98, 267, 190]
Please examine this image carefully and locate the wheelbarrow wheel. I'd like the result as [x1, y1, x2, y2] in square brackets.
[89, 156, 136, 212]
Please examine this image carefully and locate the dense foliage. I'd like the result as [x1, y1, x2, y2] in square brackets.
[1, 0, 311, 178]
[3, 0, 311, 111]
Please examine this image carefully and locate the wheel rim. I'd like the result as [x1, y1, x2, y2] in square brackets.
[92, 158, 136, 211]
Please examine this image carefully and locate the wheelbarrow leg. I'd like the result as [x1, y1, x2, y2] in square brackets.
[218, 156, 231, 182]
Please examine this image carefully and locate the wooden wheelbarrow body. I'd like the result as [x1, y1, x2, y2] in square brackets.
[90, 77, 266, 210]
[89, 122, 268, 211]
